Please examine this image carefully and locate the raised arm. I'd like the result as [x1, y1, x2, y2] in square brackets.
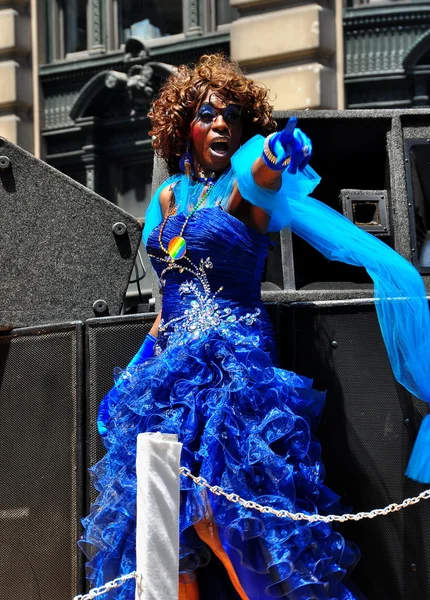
[227, 118, 314, 233]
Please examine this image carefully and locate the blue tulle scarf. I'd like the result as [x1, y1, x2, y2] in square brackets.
[144, 135, 430, 483]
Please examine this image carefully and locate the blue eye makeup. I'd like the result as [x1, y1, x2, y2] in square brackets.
[197, 103, 242, 125]
[198, 104, 218, 123]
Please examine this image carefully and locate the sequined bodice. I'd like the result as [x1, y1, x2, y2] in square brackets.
[147, 207, 277, 358]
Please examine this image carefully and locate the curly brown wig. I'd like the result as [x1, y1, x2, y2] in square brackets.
[148, 54, 277, 174]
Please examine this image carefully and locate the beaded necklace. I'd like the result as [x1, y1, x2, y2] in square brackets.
[158, 181, 214, 261]
[147, 179, 216, 309]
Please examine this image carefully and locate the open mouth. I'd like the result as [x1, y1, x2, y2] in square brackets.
[210, 140, 230, 156]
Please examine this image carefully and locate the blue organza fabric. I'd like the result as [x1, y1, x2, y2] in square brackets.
[80, 207, 363, 598]
[80, 133, 430, 597]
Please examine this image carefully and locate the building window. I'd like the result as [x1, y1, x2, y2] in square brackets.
[198, 0, 238, 35]
[45, 0, 235, 62]
[119, 0, 182, 43]
[216, 0, 238, 27]
[64, 0, 88, 54]
[45, 0, 89, 61]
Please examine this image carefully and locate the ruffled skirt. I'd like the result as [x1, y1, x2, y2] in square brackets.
[79, 319, 362, 599]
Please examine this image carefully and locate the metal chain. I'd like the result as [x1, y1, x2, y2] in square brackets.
[71, 473, 430, 600]
[180, 467, 430, 523]
[73, 572, 139, 600]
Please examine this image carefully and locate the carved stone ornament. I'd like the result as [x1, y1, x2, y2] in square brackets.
[70, 40, 176, 120]
[106, 64, 155, 114]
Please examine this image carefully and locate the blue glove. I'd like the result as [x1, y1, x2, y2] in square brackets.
[263, 116, 312, 174]
[97, 333, 157, 437]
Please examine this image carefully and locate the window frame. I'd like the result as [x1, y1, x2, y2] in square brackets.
[46, 0, 236, 62]
[46, 0, 94, 61]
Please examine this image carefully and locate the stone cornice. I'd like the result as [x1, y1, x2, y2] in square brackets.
[0, 99, 32, 114]
[40, 52, 125, 83]
[0, 48, 31, 61]
[40, 32, 229, 83]
[344, 2, 430, 30]
[345, 71, 405, 83]
[147, 31, 229, 58]
[231, 0, 288, 13]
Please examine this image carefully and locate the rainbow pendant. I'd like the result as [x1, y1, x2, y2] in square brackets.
[168, 236, 187, 260]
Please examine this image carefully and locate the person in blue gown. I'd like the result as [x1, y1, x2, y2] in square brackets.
[79, 53, 430, 599]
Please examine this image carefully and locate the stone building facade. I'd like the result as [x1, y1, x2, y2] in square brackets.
[0, 0, 344, 159]
[2, 1, 430, 156]
[0, 0, 33, 151]
[2, 0, 430, 302]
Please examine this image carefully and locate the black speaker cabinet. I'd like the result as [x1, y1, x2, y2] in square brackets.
[0, 322, 85, 600]
[0, 136, 142, 330]
[257, 109, 430, 302]
[285, 300, 430, 600]
[85, 313, 158, 507]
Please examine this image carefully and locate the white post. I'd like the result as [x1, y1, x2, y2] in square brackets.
[135, 432, 182, 600]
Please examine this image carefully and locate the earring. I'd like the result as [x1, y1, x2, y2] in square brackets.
[179, 142, 192, 176]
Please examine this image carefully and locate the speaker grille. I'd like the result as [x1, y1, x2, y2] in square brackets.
[0, 323, 84, 600]
[288, 302, 430, 600]
[85, 314, 158, 507]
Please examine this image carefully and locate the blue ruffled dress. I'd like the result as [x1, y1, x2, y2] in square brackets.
[79, 137, 366, 599]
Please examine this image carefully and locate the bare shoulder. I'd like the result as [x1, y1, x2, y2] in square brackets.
[159, 184, 175, 218]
